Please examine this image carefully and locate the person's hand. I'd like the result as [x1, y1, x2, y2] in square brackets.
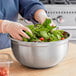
[34, 9, 56, 26]
[1, 20, 32, 40]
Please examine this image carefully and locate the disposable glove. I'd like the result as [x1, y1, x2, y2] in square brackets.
[34, 9, 56, 26]
[1, 20, 32, 40]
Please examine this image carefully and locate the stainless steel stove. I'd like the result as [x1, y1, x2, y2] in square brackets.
[40, 0, 76, 40]
[40, 0, 76, 4]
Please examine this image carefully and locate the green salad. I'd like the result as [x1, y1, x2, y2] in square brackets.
[22, 18, 69, 42]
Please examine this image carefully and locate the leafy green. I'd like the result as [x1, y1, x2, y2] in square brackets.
[40, 31, 49, 39]
[22, 18, 69, 42]
[43, 18, 51, 27]
[23, 37, 28, 41]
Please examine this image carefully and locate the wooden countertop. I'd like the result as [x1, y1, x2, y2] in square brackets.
[0, 42, 76, 76]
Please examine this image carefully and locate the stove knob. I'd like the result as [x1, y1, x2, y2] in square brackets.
[57, 16, 64, 23]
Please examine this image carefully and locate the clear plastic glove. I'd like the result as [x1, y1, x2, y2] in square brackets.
[1, 20, 32, 40]
[34, 9, 56, 26]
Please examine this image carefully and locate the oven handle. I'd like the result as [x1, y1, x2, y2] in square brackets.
[52, 15, 64, 24]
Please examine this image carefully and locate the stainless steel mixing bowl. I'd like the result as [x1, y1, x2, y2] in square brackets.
[9, 33, 70, 68]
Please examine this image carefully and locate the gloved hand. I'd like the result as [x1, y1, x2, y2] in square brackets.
[34, 9, 56, 26]
[1, 20, 32, 40]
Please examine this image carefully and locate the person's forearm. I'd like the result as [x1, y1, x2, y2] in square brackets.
[34, 9, 48, 24]
[0, 20, 3, 33]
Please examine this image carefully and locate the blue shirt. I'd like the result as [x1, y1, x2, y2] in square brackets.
[0, 0, 45, 49]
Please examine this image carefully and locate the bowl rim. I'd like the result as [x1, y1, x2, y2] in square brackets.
[8, 31, 71, 47]
[9, 31, 71, 42]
